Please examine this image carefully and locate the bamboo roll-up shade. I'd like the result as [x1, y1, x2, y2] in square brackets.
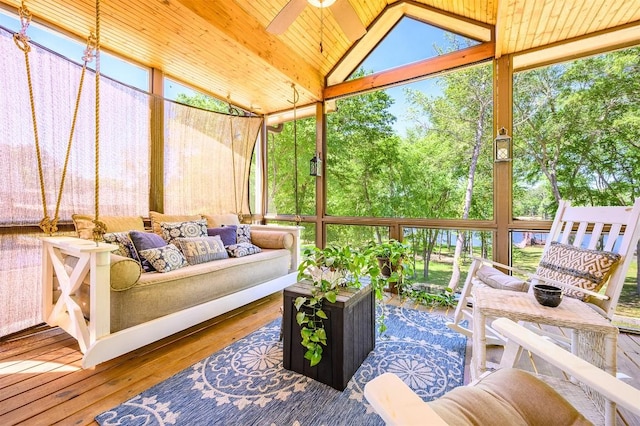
[163, 101, 262, 217]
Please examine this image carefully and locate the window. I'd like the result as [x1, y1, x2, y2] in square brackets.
[326, 62, 494, 220]
[512, 47, 640, 330]
[266, 118, 316, 217]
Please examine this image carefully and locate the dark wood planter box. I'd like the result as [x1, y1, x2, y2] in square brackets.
[282, 281, 375, 391]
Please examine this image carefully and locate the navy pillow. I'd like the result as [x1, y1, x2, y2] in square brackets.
[207, 225, 237, 247]
[129, 231, 167, 272]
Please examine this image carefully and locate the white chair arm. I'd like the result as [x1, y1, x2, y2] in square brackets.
[492, 318, 640, 416]
[364, 373, 448, 426]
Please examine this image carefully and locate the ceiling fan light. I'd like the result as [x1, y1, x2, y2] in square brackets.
[308, 0, 337, 8]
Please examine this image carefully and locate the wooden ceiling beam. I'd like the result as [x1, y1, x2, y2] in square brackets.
[324, 42, 495, 100]
[513, 20, 640, 71]
[175, 0, 324, 101]
[327, 1, 493, 86]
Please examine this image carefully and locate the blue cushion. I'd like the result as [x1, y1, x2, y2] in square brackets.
[129, 231, 167, 272]
[207, 225, 237, 247]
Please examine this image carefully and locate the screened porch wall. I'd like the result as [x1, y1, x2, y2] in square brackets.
[0, 28, 151, 337]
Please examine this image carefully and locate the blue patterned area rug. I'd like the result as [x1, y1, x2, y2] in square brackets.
[96, 305, 466, 425]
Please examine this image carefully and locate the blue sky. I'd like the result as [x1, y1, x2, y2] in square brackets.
[358, 17, 472, 135]
[0, 10, 467, 135]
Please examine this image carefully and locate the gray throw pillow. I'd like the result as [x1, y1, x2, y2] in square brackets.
[175, 236, 229, 265]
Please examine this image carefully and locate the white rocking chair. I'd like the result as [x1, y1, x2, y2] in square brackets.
[447, 198, 640, 348]
[364, 318, 640, 426]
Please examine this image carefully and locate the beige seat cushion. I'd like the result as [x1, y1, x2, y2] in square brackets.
[476, 265, 529, 292]
[429, 369, 591, 425]
[72, 214, 145, 239]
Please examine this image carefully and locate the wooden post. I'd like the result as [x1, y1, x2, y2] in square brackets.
[150, 68, 165, 213]
[493, 55, 513, 268]
[315, 101, 326, 248]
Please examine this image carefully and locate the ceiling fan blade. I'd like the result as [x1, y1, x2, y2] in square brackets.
[267, 0, 308, 35]
[330, 0, 366, 42]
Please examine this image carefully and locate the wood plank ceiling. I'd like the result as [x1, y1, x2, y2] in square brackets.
[0, 0, 638, 116]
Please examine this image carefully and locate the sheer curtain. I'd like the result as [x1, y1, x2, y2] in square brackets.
[163, 102, 262, 216]
[0, 28, 150, 337]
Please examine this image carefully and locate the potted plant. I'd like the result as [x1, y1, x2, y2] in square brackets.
[293, 244, 384, 367]
[367, 239, 413, 294]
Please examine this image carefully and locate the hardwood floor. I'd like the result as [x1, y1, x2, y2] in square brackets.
[1, 292, 639, 425]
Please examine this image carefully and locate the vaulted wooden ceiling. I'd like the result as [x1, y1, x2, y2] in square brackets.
[0, 0, 639, 116]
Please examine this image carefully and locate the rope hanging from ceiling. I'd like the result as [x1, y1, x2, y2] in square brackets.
[92, 0, 105, 242]
[227, 101, 246, 223]
[13, 0, 104, 239]
[289, 83, 301, 225]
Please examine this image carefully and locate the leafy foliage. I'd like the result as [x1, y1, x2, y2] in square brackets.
[293, 241, 413, 366]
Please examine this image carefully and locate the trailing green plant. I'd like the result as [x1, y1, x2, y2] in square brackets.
[366, 239, 414, 294]
[406, 285, 457, 308]
[294, 244, 384, 367]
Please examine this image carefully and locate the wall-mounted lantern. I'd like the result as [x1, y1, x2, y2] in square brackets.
[494, 127, 512, 162]
[310, 152, 322, 177]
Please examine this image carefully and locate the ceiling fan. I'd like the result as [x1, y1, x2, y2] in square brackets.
[267, 0, 366, 42]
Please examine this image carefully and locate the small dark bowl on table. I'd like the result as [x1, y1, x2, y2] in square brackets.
[533, 284, 563, 307]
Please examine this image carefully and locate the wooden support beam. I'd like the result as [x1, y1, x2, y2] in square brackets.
[493, 55, 513, 268]
[327, 0, 493, 86]
[149, 68, 164, 213]
[315, 102, 326, 248]
[324, 42, 494, 100]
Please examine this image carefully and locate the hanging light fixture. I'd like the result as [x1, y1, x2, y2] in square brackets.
[310, 152, 322, 177]
[494, 127, 512, 162]
[308, 0, 336, 7]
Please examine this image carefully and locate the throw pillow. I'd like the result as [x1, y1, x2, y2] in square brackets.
[236, 224, 252, 244]
[535, 241, 621, 300]
[149, 211, 201, 236]
[72, 214, 144, 239]
[476, 266, 529, 292]
[129, 230, 167, 272]
[226, 241, 262, 258]
[174, 236, 229, 265]
[139, 244, 188, 273]
[103, 231, 137, 259]
[160, 220, 208, 245]
[207, 226, 237, 247]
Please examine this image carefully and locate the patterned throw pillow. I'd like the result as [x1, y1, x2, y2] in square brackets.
[129, 230, 167, 272]
[535, 241, 621, 300]
[103, 232, 136, 259]
[174, 236, 229, 265]
[160, 220, 208, 245]
[237, 224, 252, 244]
[207, 226, 237, 247]
[139, 244, 188, 273]
[226, 242, 262, 258]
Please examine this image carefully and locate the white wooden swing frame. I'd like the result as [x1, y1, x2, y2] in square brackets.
[42, 236, 299, 369]
[19, 0, 299, 368]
